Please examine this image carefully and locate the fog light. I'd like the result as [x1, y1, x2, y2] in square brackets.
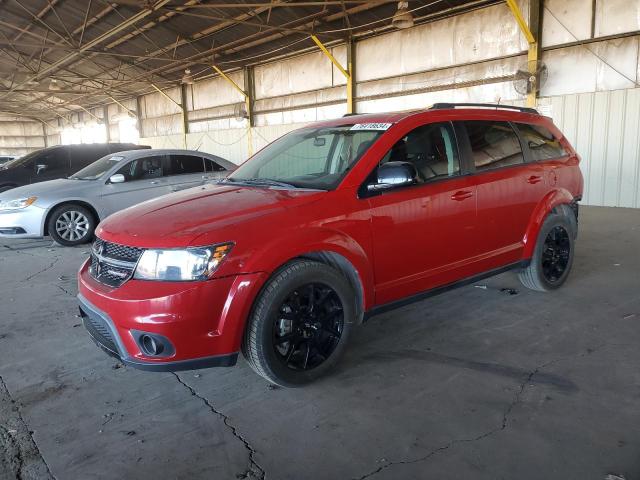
[140, 334, 163, 356]
[131, 330, 174, 358]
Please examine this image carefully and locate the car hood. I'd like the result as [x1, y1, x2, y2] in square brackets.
[0, 178, 92, 204]
[97, 183, 326, 248]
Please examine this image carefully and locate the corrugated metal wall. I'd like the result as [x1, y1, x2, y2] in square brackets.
[542, 88, 640, 208]
[0, 116, 46, 156]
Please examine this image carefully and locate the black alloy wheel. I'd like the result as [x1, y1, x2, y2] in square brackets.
[541, 225, 571, 283]
[242, 259, 355, 386]
[272, 282, 344, 371]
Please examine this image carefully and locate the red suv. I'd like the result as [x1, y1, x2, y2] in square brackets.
[78, 104, 583, 387]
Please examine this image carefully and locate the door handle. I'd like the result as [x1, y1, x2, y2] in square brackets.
[150, 180, 159, 185]
[451, 190, 473, 201]
[527, 175, 542, 184]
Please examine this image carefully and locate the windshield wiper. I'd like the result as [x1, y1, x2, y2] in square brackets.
[220, 177, 298, 189]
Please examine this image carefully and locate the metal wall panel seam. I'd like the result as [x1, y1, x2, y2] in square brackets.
[601, 91, 611, 206]
[616, 89, 628, 206]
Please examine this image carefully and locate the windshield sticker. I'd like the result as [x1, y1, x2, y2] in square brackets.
[350, 123, 392, 131]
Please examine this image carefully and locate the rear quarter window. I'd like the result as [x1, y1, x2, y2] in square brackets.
[516, 123, 568, 161]
[463, 121, 524, 171]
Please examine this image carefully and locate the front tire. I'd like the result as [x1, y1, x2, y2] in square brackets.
[519, 212, 575, 292]
[48, 204, 96, 246]
[242, 259, 355, 387]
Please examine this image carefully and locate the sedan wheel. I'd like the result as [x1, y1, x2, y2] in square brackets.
[48, 204, 96, 246]
[55, 210, 90, 242]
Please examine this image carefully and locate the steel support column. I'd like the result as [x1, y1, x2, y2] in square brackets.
[180, 83, 189, 142]
[135, 96, 144, 139]
[103, 105, 110, 142]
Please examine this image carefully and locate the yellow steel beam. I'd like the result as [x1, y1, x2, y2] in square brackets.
[311, 35, 353, 113]
[107, 95, 137, 118]
[77, 105, 102, 122]
[151, 83, 187, 148]
[212, 65, 254, 156]
[311, 35, 349, 78]
[505, 0, 535, 43]
[505, 0, 538, 107]
[212, 65, 248, 99]
[150, 83, 182, 108]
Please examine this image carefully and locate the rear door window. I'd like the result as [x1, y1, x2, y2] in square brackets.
[463, 121, 524, 171]
[515, 123, 568, 161]
[168, 154, 204, 176]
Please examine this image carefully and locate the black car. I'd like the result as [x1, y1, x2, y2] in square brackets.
[0, 143, 150, 193]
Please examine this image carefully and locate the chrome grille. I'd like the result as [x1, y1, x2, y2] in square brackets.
[93, 238, 144, 263]
[89, 238, 144, 288]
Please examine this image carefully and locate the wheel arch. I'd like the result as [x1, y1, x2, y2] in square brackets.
[42, 200, 101, 236]
[523, 188, 578, 258]
[232, 227, 375, 326]
[298, 250, 367, 324]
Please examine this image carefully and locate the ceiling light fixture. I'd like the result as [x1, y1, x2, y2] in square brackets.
[48, 78, 61, 91]
[392, 1, 414, 29]
[181, 69, 194, 85]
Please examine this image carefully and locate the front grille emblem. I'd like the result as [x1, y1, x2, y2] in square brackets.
[89, 239, 144, 288]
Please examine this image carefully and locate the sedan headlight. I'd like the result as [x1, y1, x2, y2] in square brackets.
[133, 243, 234, 281]
[0, 196, 37, 211]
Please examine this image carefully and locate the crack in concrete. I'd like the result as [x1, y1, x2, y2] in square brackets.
[353, 344, 612, 480]
[54, 284, 74, 298]
[172, 373, 265, 480]
[0, 375, 56, 480]
[21, 257, 61, 283]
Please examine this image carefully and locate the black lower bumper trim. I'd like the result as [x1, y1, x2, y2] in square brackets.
[123, 353, 238, 372]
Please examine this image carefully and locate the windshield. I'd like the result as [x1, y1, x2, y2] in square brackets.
[70, 155, 125, 180]
[227, 125, 384, 190]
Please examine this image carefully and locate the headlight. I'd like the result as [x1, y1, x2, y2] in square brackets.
[133, 243, 234, 281]
[0, 196, 37, 211]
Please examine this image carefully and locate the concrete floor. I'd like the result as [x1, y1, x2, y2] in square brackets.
[0, 206, 639, 480]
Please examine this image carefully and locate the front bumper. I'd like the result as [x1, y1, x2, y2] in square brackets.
[77, 259, 266, 371]
[0, 206, 45, 238]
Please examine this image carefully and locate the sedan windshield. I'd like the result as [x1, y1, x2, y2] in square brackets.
[70, 155, 125, 180]
[227, 125, 383, 190]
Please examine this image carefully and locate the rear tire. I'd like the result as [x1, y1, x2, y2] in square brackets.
[242, 259, 355, 387]
[519, 212, 575, 292]
[48, 204, 96, 246]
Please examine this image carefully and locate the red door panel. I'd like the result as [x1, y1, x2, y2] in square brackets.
[473, 162, 546, 264]
[368, 178, 477, 306]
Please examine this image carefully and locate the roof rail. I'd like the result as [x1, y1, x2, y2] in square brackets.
[429, 103, 539, 115]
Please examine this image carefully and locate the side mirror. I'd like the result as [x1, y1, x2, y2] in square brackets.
[109, 174, 125, 184]
[35, 164, 48, 175]
[367, 161, 418, 192]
